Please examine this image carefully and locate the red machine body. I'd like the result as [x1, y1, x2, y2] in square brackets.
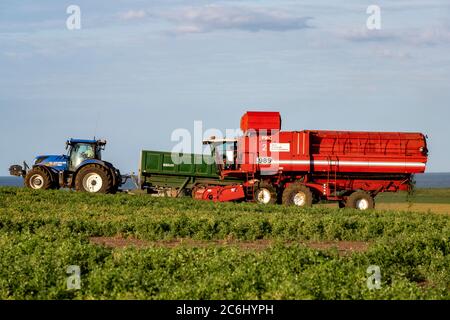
[192, 184, 246, 202]
[236, 130, 427, 175]
[198, 111, 429, 209]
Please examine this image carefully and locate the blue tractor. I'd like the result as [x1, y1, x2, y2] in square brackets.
[9, 139, 122, 193]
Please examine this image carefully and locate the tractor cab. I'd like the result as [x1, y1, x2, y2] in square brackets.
[66, 139, 106, 171]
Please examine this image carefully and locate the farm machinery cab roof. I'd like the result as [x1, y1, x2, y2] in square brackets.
[66, 138, 107, 148]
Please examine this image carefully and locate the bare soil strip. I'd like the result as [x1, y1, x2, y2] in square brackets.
[89, 236, 369, 255]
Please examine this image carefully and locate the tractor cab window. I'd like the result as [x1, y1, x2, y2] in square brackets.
[214, 142, 237, 170]
[69, 143, 96, 170]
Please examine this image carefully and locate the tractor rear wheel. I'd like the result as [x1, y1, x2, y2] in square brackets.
[282, 184, 313, 208]
[254, 183, 277, 205]
[109, 169, 121, 194]
[345, 191, 375, 210]
[75, 164, 113, 194]
[24, 167, 54, 190]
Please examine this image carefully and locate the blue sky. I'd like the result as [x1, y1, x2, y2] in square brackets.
[1, 0, 450, 174]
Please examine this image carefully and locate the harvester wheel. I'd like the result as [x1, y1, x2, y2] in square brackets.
[75, 164, 113, 194]
[254, 183, 277, 205]
[24, 167, 54, 190]
[345, 191, 375, 210]
[282, 184, 313, 208]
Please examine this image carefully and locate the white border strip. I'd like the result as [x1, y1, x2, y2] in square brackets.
[272, 160, 426, 168]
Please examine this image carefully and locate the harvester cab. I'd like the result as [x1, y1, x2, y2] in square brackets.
[9, 138, 123, 194]
[203, 137, 239, 173]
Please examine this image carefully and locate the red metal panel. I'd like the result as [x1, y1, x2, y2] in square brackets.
[306, 130, 427, 174]
[240, 111, 281, 133]
[250, 129, 427, 175]
[193, 185, 245, 202]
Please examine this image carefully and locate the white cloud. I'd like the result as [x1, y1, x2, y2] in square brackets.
[375, 49, 412, 60]
[120, 10, 147, 20]
[413, 27, 450, 46]
[337, 28, 397, 42]
[160, 5, 312, 34]
[338, 26, 450, 46]
[174, 25, 203, 34]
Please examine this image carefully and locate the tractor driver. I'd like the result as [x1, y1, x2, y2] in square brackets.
[79, 145, 95, 160]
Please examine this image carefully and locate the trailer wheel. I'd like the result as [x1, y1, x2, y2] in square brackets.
[254, 183, 277, 205]
[282, 184, 313, 208]
[24, 167, 54, 190]
[75, 164, 113, 194]
[345, 191, 375, 210]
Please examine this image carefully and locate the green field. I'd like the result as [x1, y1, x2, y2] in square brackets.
[377, 188, 450, 204]
[0, 187, 449, 300]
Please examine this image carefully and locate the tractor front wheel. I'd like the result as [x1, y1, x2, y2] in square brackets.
[24, 167, 54, 190]
[75, 164, 114, 194]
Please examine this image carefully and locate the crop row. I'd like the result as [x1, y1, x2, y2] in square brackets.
[1, 188, 449, 242]
[0, 232, 449, 300]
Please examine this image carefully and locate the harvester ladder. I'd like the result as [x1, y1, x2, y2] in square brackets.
[245, 172, 255, 201]
[327, 156, 338, 197]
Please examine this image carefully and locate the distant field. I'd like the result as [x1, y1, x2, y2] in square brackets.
[315, 189, 450, 214]
[377, 189, 450, 214]
[0, 187, 449, 300]
[377, 189, 450, 204]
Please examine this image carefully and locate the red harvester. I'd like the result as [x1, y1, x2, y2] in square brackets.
[195, 111, 428, 210]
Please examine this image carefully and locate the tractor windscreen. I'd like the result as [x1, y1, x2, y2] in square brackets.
[69, 143, 96, 169]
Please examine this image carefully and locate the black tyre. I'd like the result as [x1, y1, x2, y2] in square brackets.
[282, 183, 313, 208]
[24, 167, 54, 190]
[110, 169, 121, 194]
[75, 164, 114, 194]
[254, 182, 277, 205]
[345, 191, 375, 210]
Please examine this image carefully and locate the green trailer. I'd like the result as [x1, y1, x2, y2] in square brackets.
[139, 150, 242, 196]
